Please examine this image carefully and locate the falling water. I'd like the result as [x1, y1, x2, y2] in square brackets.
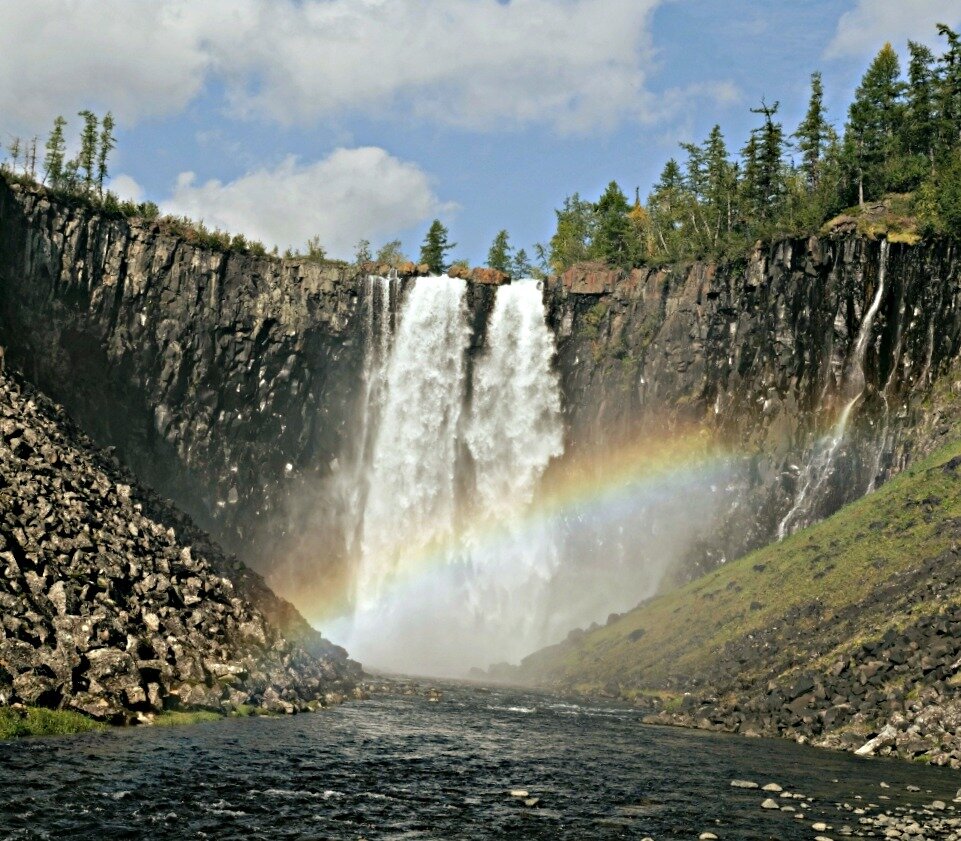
[778, 240, 889, 539]
[339, 276, 567, 675]
[354, 275, 472, 610]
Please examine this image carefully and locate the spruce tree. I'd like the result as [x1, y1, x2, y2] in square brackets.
[487, 229, 512, 272]
[42, 116, 67, 188]
[419, 220, 455, 273]
[742, 101, 786, 224]
[937, 24, 961, 148]
[97, 111, 115, 196]
[702, 125, 737, 245]
[547, 193, 595, 272]
[845, 43, 905, 204]
[77, 110, 98, 192]
[795, 72, 830, 191]
[591, 180, 633, 269]
[512, 248, 532, 278]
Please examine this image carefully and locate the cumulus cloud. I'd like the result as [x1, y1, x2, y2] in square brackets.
[162, 148, 452, 257]
[0, 1, 214, 132]
[1, 0, 672, 134]
[826, 0, 961, 59]
[107, 174, 145, 204]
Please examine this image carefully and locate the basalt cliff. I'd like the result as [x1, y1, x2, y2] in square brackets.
[4, 178, 961, 751]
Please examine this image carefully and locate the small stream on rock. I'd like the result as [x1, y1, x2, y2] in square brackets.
[1, 683, 959, 840]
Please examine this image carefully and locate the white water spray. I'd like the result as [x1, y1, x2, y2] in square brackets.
[778, 240, 888, 538]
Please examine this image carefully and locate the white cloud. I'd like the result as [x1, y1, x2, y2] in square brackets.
[0, 1, 214, 132]
[107, 174, 145, 204]
[0, 0, 675, 135]
[826, 0, 961, 59]
[162, 148, 452, 257]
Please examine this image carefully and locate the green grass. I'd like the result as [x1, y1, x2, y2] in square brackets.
[0, 707, 104, 739]
[521, 434, 961, 693]
[154, 710, 226, 727]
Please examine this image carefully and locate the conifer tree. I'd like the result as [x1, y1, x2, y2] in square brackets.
[845, 43, 905, 204]
[487, 229, 512, 272]
[591, 180, 633, 269]
[741, 100, 786, 223]
[795, 72, 830, 191]
[702, 125, 737, 245]
[937, 24, 961, 148]
[419, 220, 455, 273]
[96, 112, 115, 196]
[42, 116, 67, 188]
[77, 110, 98, 191]
[512, 248, 532, 278]
[648, 158, 689, 258]
[547, 193, 595, 272]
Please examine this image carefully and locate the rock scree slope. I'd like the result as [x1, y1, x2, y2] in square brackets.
[0, 365, 360, 724]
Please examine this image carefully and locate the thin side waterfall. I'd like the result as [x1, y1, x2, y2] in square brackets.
[778, 240, 889, 539]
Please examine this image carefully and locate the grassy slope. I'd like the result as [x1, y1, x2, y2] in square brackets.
[520, 435, 961, 694]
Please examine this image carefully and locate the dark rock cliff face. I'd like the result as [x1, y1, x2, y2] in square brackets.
[2, 179, 960, 604]
[545, 237, 961, 574]
[0, 181, 365, 579]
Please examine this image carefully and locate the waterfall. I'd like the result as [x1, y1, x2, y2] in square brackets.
[354, 275, 472, 610]
[778, 240, 889, 539]
[466, 280, 564, 517]
[340, 276, 566, 675]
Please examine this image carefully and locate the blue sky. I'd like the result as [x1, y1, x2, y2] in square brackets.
[3, 0, 961, 263]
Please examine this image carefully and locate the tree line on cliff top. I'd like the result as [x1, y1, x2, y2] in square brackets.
[4, 24, 961, 274]
[541, 23, 961, 273]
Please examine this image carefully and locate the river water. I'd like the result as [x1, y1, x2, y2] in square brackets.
[1, 682, 959, 840]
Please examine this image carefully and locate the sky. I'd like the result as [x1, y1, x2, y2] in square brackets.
[2, 0, 961, 264]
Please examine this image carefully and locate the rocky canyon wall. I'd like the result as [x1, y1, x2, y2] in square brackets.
[2, 178, 960, 606]
[545, 238, 961, 574]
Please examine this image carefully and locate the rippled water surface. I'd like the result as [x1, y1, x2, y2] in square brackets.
[1, 683, 959, 839]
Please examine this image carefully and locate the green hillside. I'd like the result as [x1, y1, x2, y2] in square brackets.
[519, 404, 961, 729]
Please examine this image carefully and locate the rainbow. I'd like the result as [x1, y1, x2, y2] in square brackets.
[306, 422, 738, 624]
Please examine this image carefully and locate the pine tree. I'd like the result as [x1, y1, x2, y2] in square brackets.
[77, 110, 98, 192]
[845, 43, 905, 204]
[591, 180, 633, 268]
[547, 193, 595, 272]
[419, 220, 455, 273]
[487, 229, 512, 272]
[741, 100, 786, 224]
[512, 248, 532, 278]
[795, 72, 830, 191]
[937, 24, 961, 148]
[96, 111, 115, 196]
[702, 125, 738, 245]
[42, 116, 67, 188]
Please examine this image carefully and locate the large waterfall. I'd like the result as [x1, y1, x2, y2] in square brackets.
[340, 276, 565, 675]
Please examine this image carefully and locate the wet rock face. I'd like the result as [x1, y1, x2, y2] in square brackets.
[545, 238, 961, 574]
[0, 369, 360, 722]
[0, 180, 366, 563]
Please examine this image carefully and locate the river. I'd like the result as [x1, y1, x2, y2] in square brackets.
[1, 681, 959, 839]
